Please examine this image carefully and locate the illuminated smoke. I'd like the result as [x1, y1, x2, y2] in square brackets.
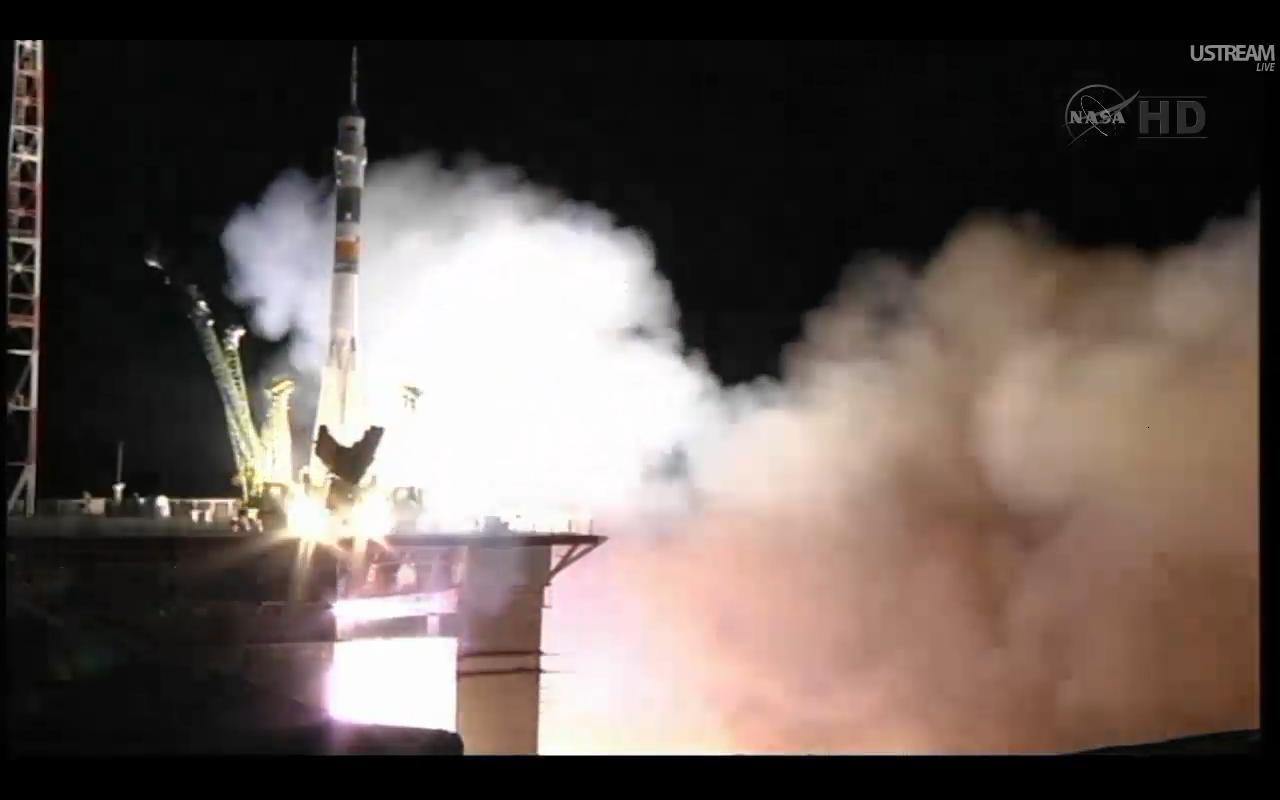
[542, 202, 1258, 753]
[222, 155, 722, 519]
[223, 161, 1257, 752]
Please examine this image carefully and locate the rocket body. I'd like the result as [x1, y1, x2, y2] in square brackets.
[310, 52, 369, 483]
[329, 107, 366, 370]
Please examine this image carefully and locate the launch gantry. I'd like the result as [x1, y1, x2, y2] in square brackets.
[6, 40, 44, 517]
[261, 377, 297, 488]
[186, 288, 263, 501]
[151, 255, 293, 508]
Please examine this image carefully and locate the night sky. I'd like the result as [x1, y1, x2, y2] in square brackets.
[9, 40, 1267, 498]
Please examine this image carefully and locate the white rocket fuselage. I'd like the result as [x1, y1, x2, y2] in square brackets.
[310, 54, 368, 482]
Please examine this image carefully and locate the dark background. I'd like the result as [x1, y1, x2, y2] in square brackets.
[5, 40, 1267, 498]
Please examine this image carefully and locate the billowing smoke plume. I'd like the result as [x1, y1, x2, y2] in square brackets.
[543, 202, 1259, 753]
[223, 155, 722, 520]
[222, 159, 1257, 752]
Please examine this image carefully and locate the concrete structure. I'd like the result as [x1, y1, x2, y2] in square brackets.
[8, 514, 603, 754]
[10, 536, 463, 756]
[346, 532, 602, 754]
[7, 525, 340, 740]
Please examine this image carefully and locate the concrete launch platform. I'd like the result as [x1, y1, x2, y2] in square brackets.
[7, 514, 604, 755]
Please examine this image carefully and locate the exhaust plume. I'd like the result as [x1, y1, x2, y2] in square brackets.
[543, 202, 1259, 753]
[223, 155, 722, 519]
[222, 159, 1257, 752]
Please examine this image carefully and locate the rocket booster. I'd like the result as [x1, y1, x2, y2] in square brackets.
[332, 46, 365, 366]
[311, 48, 368, 481]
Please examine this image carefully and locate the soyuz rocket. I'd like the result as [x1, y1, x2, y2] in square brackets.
[309, 48, 370, 486]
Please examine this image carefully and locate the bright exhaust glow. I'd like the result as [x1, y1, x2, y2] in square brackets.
[286, 494, 332, 542]
[333, 592, 457, 625]
[351, 495, 395, 540]
[328, 636, 458, 731]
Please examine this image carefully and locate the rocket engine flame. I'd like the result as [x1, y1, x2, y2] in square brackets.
[223, 156, 1257, 753]
[285, 493, 331, 543]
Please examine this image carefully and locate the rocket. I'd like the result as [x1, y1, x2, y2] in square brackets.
[310, 47, 369, 486]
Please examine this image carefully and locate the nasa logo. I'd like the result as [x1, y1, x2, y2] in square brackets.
[1064, 84, 1140, 146]
[1064, 84, 1208, 147]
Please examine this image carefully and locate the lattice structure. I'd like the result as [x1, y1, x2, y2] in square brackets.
[186, 290, 262, 501]
[222, 325, 265, 479]
[260, 377, 296, 487]
[7, 40, 44, 516]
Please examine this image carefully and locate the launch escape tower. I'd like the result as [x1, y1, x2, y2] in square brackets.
[6, 40, 44, 516]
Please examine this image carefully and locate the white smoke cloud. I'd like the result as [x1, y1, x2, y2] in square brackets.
[542, 204, 1259, 754]
[223, 170, 331, 345]
[222, 154, 722, 519]
[222, 159, 1258, 753]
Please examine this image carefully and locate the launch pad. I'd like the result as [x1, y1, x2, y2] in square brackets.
[6, 44, 610, 755]
[8, 513, 604, 754]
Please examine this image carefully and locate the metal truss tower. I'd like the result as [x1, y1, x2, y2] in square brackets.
[7, 40, 44, 516]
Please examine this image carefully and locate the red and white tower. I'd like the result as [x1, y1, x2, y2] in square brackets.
[7, 40, 44, 516]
